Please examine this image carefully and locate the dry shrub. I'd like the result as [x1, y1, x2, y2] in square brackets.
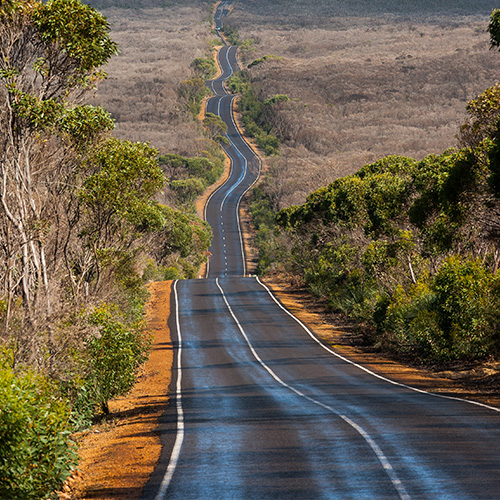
[88, 1, 216, 156]
[229, 1, 500, 206]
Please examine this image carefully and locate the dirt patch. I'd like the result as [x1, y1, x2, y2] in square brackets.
[68, 281, 173, 500]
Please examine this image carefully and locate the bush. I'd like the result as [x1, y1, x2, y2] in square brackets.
[159, 153, 224, 194]
[0, 367, 78, 500]
[84, 304, 151, 414]
[432, 256, 496, 359]
[382, 281, 443, 359]
[192, 56, 217, 79]
[170, 178, 205, 208]
[228, 71, 280, 156]
[382, 257, 500, 362]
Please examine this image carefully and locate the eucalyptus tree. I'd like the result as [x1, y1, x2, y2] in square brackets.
[0, 0, 117, 328]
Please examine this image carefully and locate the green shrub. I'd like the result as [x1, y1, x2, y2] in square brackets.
[159, 153, 224, 189]
[432, 256, 495, 359]
[227, 71, 280, 156]
[192, 56, 216, 80]
[382, 257, 500, 361]
[170, 178, 205, 208]
[84, 304, 151, 414]
[382, 281, 443, 359]
[0, 367, 77, 500]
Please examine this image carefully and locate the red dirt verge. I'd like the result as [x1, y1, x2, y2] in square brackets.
[65, 281, 173, 500]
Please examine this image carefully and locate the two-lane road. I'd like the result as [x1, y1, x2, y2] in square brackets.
[144, 2, 500, 498]
[146, 277, 500, 499]
[205, 41, 260, 278]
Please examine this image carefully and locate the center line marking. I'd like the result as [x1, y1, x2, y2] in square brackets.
[216, 278, 411, 500]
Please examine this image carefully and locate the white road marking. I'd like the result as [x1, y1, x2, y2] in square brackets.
[255, 277, 500, 414]
[204, 39, 261, 278]
[216, 278, 411, 500]
[154, 281, 184, 500]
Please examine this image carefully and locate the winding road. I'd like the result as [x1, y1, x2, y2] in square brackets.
[143, 2, 500, 499]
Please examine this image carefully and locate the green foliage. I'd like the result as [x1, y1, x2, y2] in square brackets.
[58, 105, 115, 148]
[488, 119, 500, 197]
[84, 303, 151, 414]
[247, 187, 284, 274]
[280, 156, 415, 233]
[382, 257, 499, 361]
[0, 0, 16, 16]
[264, 94, 290, 106]
[155, 206, 212, 262]
[192, 56, 217, 79]
[226, 70, 251, 94]
[460, 83, 500, 148]
[228, 70, 280, 155]
[159, 151, 224, 211]
[177, 77, 208, 118]
[170, 178, 205, 206]
[32, 0, 118, 74]
[203, 111, 228, 141]
[220, 23, 240, 46]
[0, 0, 214, 492]
[269, 140, 500, 362]
[0, 367, 77, 499]
[9, 91, 64, 129]
[159, 153, 222, 186]
[488, 9, 500, 50]
[247, 54, 281, 68]
[80, 137, 166, 236]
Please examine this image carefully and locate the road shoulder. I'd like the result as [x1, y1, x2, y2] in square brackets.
[68, 281, 173, 500]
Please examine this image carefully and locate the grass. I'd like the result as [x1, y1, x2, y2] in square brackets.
[228, 0, 500, 207]
[87, 0, 218, 157]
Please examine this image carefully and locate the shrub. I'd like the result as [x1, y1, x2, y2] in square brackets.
[382, 257, 500, 362]
[84, 304, 151, 414]
[192, 56, 217, 80]
[170, 178, 205, 208]
[432, 256, 496, 359]
[228, 71, 280, 155]
[0, 367, 77, 500]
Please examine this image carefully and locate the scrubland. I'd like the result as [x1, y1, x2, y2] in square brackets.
[229, 0, 500, 207]
[88, 0, 216, 156]
[88, 0, 500, 208]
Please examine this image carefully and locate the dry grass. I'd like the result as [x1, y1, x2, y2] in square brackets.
[87, 1, 218, 156]
[85, 0, 500, 206]
[228, 1, 500, 206]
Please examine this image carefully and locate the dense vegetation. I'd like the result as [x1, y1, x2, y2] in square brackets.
[254, 11, 500, 365]
[227, 70, 284, 156]
[0, 1, 213, 496]
[159, 149, 224, 211]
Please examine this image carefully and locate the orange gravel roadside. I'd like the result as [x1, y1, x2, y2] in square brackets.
[67, 281, 173, 500]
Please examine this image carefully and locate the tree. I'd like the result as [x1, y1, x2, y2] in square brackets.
[176, 77, 207, 117]
[488, 9, 500, 50]
[0, 0, 117, 329]
[75, 138, 166, 295]
[192, 56, 216, 80]
[459, 83, 500, 149]
[203, 111, 228, 141]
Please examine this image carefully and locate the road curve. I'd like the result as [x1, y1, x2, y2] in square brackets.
[204, 40, 260, 278]
[144, 2, 500, 499]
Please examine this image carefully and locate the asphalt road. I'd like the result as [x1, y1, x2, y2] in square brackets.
[204, 41, 260, 278]
[144, 2, 500, 499]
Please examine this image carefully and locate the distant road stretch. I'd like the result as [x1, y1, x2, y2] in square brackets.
[144, 2, 500, 498]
